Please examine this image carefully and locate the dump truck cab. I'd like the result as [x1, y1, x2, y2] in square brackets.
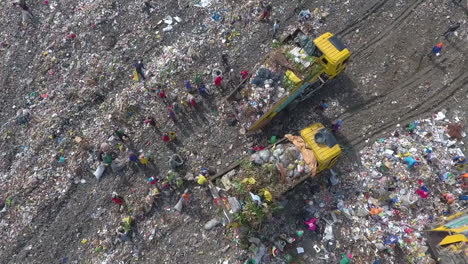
[300, 123, 341, 173]
[312, 32, 350, 79]
[296, 31, 350, 80]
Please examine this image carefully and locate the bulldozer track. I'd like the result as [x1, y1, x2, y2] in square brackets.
[337, 0, 388, 37]
[354, 0, 426, 57]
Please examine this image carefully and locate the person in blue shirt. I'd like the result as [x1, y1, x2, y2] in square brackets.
[431, 43, 443, 56]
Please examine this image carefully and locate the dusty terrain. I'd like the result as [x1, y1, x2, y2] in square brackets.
[1, 0, 467, 263]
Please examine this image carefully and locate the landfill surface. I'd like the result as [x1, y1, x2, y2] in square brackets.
[1, 0, 468, 263]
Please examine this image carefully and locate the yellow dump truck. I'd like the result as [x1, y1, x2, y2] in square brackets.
[208, 123, 341, 225]
[226, 31, 351, 132]
[425, 211, 468, 264]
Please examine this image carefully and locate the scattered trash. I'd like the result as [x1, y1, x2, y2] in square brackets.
[304, 218, 318, 231]
[94, 163, 106, 180]
[339, 253, 352, 264]
[1, 0, 467, 262]
[169, 154, 184, 169]
[163, 25, 173, 32]
[204, 218, 221, 230]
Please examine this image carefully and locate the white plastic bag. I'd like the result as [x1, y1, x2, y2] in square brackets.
[94, 163, 106, 180]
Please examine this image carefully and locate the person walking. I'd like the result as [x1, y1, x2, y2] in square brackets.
[431, 43, 443, 56]
[188, 93, 197, 108]
[214, 75, 223, 88]
[162, 133, 170, 143]
[134, 60, 146, 80]
[144, 117, 156, 127]
[157, 88, 167, 99]
[240, 70, 249, 80]
[171, 102, 180, 115]
[331, 120, 342, 133]
[273, 20, 280, 39]
[142, 1, 153, 19]
[198, 83, 208, 97]
[259, 3, 272, 22]
[114, 129, 129, 141]
[14, 0, 33, 26]
[168, 105, 176, 121]
[184, 80, 193, 92]
[111, 192, 125, 211]
[168, 131, 177, 141]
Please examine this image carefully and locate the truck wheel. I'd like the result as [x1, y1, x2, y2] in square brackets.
[320, 73, 329, 81]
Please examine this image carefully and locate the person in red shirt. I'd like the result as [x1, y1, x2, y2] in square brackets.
[240, 70, 249, 80]
[188, 94, 197, 107]
[162, 133, 170, 142]
[461, 173, 468, 189]
[214, 76, 223, 86]
[258, 4, 272, 22]
[148, 176, 157, 184]
[144, 117, 156, 127]
[157, 89, 167, 99]
[111, 192, 125, 211]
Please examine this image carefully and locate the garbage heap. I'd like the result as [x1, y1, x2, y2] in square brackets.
[341, 112, 467, 263]
[251, 142, 313, 181]
[231, 44, 322, 129]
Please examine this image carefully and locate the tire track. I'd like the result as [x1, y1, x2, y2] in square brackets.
[341, 58, 447, 118]
[337, 0, 388, 37]
[354, 0, 426, 57]
[347, 70, 468, 147]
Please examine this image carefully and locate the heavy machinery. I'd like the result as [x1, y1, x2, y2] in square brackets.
[226, 31, 351, 132]
[425, 211, 468, 264]
[208, 123, 341, 224]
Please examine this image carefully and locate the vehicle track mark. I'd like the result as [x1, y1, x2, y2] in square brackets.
[347, 71, 468, 147]
[337, 0, 388, 37]
[354, 0, 426, 57]
[338, 58, 445, 121]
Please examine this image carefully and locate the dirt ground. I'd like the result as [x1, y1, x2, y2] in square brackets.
[1, 0, 468, 263]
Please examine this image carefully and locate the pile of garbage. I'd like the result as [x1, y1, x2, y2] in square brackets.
[2, 0, 339, 262]
[232, 42, 322, 129]
[251, 142, 312, 182]
[231, 111, 467, 263]
[336, 111, 467, 263]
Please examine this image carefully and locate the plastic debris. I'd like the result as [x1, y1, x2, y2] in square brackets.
[250, 192, 262, 206]
[93, 163, 106, 180]
[204, 218, 221, 230]
[304, 218, 318, 231]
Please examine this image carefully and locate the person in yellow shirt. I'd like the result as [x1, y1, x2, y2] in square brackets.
[168, 131, 177, 141]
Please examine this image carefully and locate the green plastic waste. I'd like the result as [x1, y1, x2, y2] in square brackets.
[104, 154, 113, 165]
[407, 122, 416, 132]
[270, 136, 277, 144]
[340, 254, 351, 264]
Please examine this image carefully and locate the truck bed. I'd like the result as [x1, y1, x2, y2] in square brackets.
[211, 136, 318, 201]
[226, 45, 324, 131]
